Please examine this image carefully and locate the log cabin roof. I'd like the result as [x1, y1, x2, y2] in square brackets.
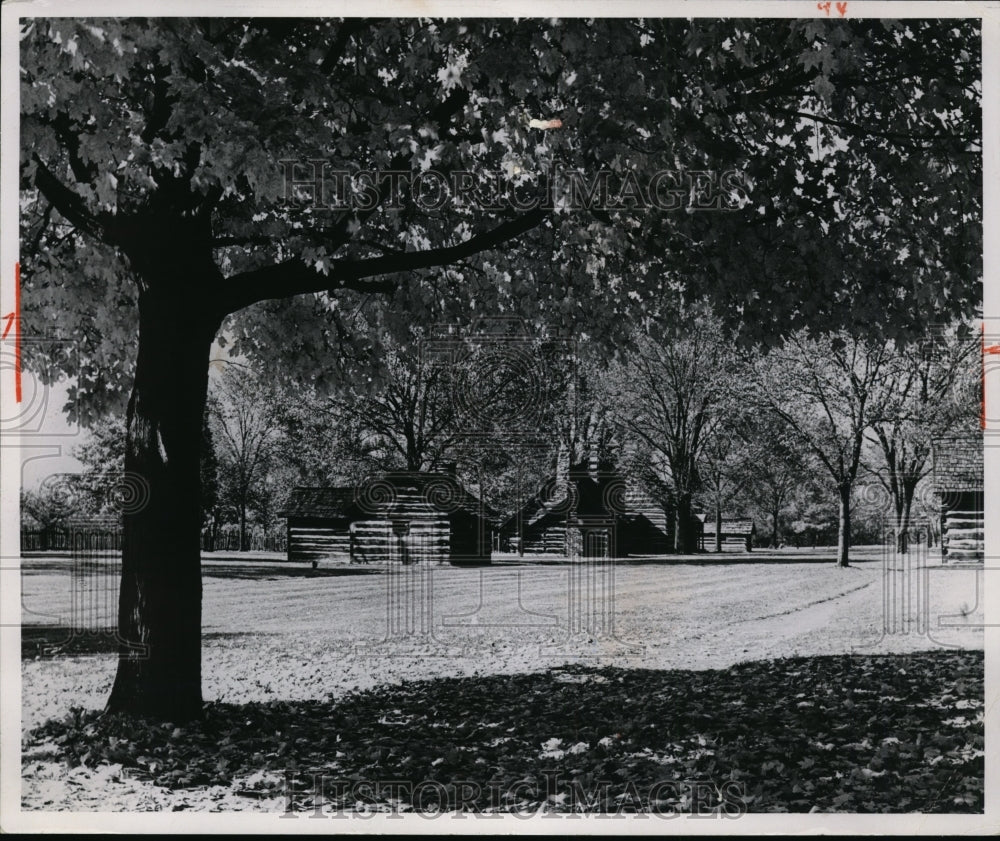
[379, 472, 501, 521]
[277, 487, 358, 520]
[279, 472, 499, 522]
[932, 433, 983, 492]
[500, 464, 624, 532]
[700, 517, 756, 536]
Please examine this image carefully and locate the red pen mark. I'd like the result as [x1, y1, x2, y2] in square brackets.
[14, 263, 21, 403]
[1, 312, 14, 340]
[982, 323, 991, 430]
[836, 1, 848, 16]
[817, 2, 831, 15]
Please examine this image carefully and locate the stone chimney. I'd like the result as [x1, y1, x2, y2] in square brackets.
[587, 446, 599, 479]
[554, 442, 570, 495]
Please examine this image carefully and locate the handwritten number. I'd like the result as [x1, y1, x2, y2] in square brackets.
[818, 2, 847, 15]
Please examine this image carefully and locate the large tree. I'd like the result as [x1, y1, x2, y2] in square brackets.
[19, 17, 980, 718]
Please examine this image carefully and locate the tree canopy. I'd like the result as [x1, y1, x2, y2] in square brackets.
[21, 16, 982, 423]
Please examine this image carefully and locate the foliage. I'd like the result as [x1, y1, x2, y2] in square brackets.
[17, 14, 982, 718]
[67, 416, 126, 517]
[737, 422, 816, 547]
[862, 324, 979, 549]
[19, 18, 982, 422]
[694, 401, 761, 542]
[71, 415, 126, 475]
[751, 332, 896, 564]
[19, 481, 79, 530]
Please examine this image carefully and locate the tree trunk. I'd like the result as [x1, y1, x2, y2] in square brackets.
[714, 499, 722, 553]
[836, 482, 851, 567]
[896, 516, 908, 554]
[239, 499, 248, 552]
[897, 479, 917, 554]
[771, 504, 780, 549]
[105, 284, 220, 721]
[674, 492, 694, 554]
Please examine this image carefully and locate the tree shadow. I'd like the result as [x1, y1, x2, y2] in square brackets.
[21, 651, 983, 814]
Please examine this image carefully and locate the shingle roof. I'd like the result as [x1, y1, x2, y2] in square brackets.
[932, 434, 983, 492]
[277, 487, 356, 520]
[701, 518, 756, 536]
[278, 473, 499, 522]
[500, 464, 623, 533]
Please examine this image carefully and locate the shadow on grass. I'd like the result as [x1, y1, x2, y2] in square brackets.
[21, 626, 281, 659]
[23, 651, 983, 814]
[200, 563, 381, 581]
[614, 556, 878, 567]
[492, 556, 881, 567]
[19, 555, 382, 578]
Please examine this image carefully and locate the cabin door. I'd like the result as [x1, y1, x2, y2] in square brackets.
[391, 519, 412, 565]
[584, 529, 610, 559]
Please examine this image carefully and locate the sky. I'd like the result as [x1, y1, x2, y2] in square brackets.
[14, 334, 236, 491]
[11, 375, 86, 490]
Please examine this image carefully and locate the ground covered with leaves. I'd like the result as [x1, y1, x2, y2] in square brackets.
[23, 650, 982, 814]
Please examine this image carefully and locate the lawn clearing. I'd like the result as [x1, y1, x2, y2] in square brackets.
[19, 556, 985, 812]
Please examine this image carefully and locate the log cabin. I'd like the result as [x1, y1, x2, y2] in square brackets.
[697, 516, 757, 552]
[932, 433, 984, 563]
[278, 471, 495, 566]
[500, 459, 671, 558]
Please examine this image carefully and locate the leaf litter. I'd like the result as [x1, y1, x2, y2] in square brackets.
[21, 650, 983, 814]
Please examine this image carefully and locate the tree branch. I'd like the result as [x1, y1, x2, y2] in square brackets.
[31, 154, 110, 243]
[219, 206, 550, 315]
[319, 19, 370, 73]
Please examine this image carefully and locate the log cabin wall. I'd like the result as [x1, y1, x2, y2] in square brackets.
[287, 516, 350, 563]
[941, 490, 984, 563]
[504, 469, 672, 557]
[280, 474, 494, 565]
[350, 514, 451, 565]
[932, 434, 984, 564]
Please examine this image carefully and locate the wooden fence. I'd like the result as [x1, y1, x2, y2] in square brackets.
[21, 528, 72, 551]
[25, 527, 286, 554]
[201, 530, 287, 553]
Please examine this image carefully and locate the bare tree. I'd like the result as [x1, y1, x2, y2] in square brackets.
[865, 325, 979, 552]
[210, 367, 282, 551]
[608, 307, 741, 553]
[753, 332, 892, 567]
[328, 346, 461, 473]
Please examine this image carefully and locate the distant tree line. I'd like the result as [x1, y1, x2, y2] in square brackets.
[26, 305, 975, 568]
